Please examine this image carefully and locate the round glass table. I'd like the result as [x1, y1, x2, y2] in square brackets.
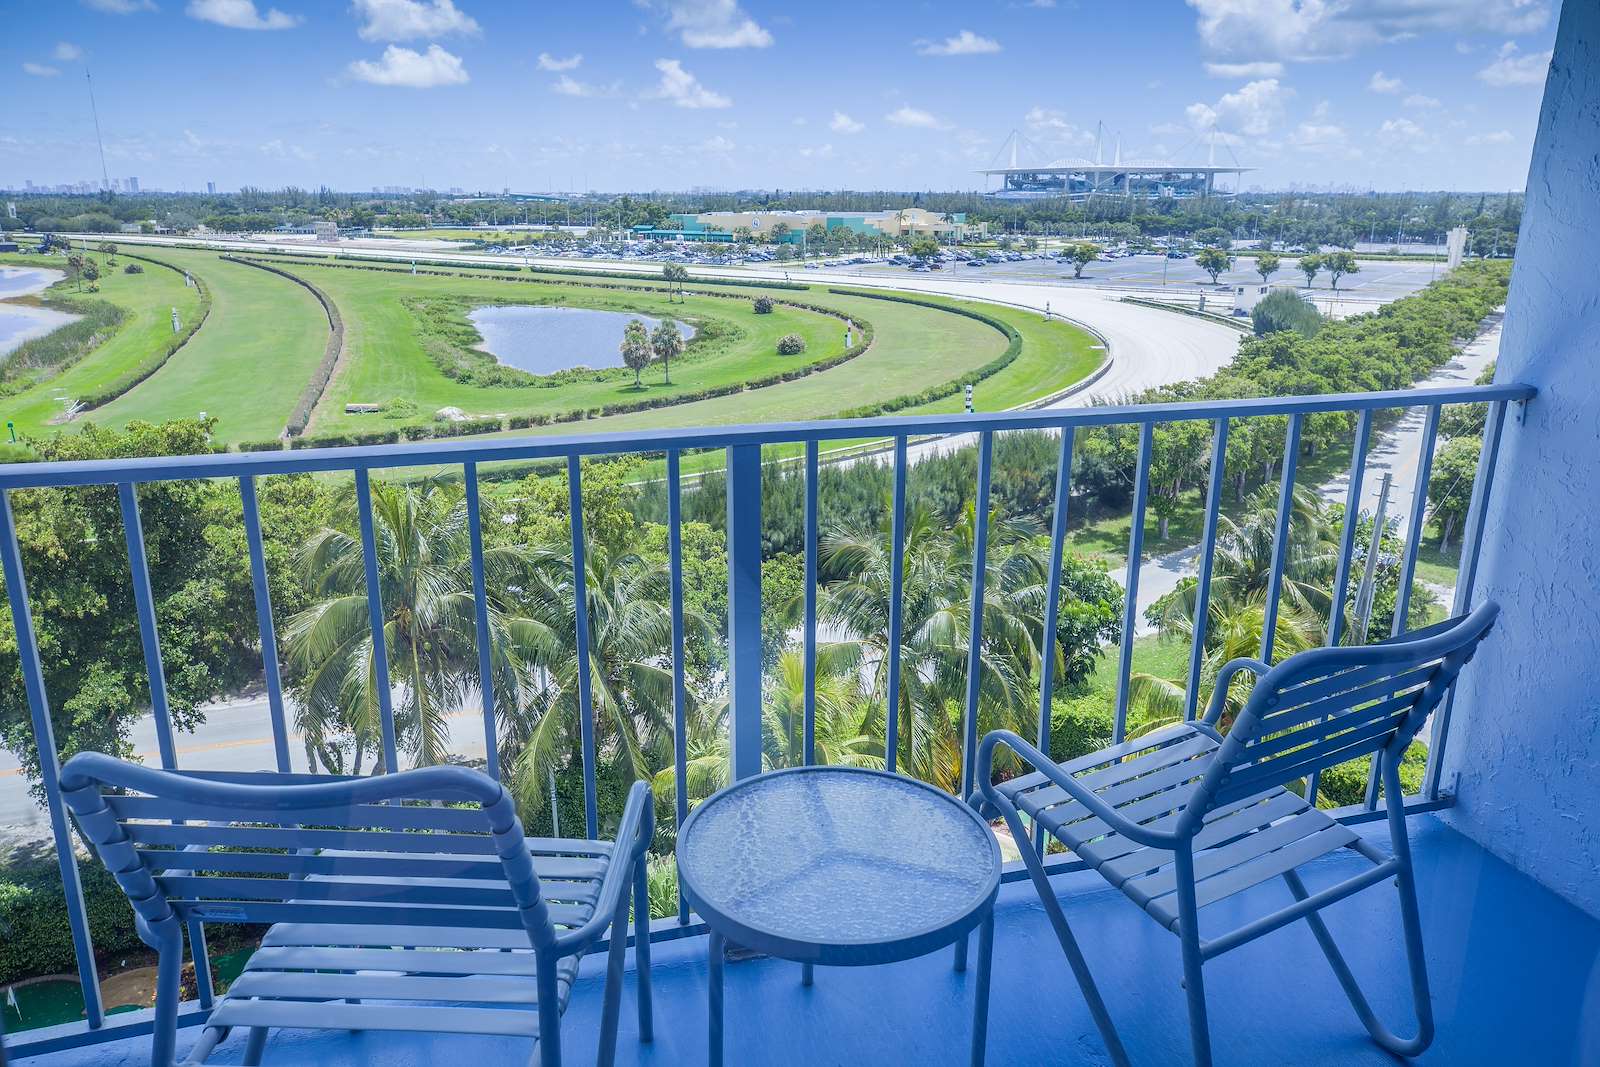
[677, 766, 1002, 1066]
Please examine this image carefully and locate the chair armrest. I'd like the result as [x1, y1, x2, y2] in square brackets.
[1201, 657, 1273, 727]
[975, 730, 1180, 850]
[553, 780, 654, 956]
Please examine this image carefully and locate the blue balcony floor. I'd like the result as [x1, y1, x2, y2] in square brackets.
[24, 814, 1600, 1066]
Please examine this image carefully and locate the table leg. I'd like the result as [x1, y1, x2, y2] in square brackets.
[801, 962, 813, 987]
[954, 931, 968, 973]
[708, 930, 725, 1067]
[970, 911, 995, 1067]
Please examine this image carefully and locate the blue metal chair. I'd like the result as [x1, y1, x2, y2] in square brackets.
[976, 603, 1499, 1067]
[59, 756, 654, 1067]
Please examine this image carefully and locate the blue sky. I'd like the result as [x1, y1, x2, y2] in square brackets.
[3, 0, 1560, 194]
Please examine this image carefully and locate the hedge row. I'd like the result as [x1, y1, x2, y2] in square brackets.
[0, 852, 144, 987]
[75, 253, 213, 409]
[824, 288, 1022, 418]
[222, 256, 344, 437]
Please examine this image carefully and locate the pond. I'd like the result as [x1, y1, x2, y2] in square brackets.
[0, 266, 76, 361]
[468, 305, 695, 376]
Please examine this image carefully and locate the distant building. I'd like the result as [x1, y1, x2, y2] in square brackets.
[314, 220, 339, 244]
[980, 160, 1249, 201]
[126, 177, 139, 193]
[632, 208, 984, 244]
[1446, 226, 1469, 270]
[206, 181, 217, 195]
[1231, 282, 1302, 316]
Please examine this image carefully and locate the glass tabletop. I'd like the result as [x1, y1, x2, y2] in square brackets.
[677, 767, 1001, 960]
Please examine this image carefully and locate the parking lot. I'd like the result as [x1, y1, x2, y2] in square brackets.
[825, 250, 1446, 307]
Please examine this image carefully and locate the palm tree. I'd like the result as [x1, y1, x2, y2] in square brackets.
[283, 477, 531, 774]
[498, 536, 696, 817]
[650, 318, 683, 385]
[819, 502, 1048, 792]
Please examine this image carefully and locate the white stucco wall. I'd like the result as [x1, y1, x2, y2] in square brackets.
[1441, 0, 1600, 917]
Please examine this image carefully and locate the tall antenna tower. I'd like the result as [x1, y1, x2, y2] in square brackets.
[85, 69, 111, 192]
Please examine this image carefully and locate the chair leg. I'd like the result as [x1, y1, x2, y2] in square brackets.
[240, 1027, 269, 1066]
[150, 926, 185, 1067]
[1279, 756, 1434, 1058]
[536, 953, 563, 1067]
[179, 1026, 226, 1065]
[1173, 848, 1214, 1067]
[597, 885, 632, 1067]
[983, 792, 1131, 1067]
[632, 859, 654, 1043]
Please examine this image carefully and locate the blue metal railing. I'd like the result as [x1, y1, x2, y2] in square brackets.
[0, 381, 1533, 1056]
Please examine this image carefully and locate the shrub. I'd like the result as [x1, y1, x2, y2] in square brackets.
[236, 438, 284, 452]
[123, 263, 143, 275]
[0, 852, 146, 985]
[1314, 742, 1427, 809]
[776, 333, 806, 356]
[1252, 288, 1323, 338]
[753, 296, 774, 314]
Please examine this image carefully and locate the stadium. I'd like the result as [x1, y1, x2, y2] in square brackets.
[980, 159, 1250, 200]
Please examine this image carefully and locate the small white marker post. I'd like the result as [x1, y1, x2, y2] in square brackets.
[171, 307, 180, 333]
[184, 272, 193, 288]
[844, 323, 853, 348]
[1044, 301, 1052, 321]
[964, 383, 974, 414]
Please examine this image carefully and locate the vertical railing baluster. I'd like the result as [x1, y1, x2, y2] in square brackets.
[566, 457, 599, 839]
[1363, 404, 1440, 809]
[1424, 399, 1508, 800]
[463, 463, 499, 780]
[239, 476, 290, 772]
[0, 489, 105, 1027]
[885, 436, 908, 774]
[667, 450, 689, 923]
[1325, 410, 1374, 648]
[1114, 423, 1154, 745]
[119, 482, 215, 1008]
[803, 442, 819, 767]
[1034, 428, 1075, 853]
[960, 432, 994, 801]
[1305, 410, 1374, 808]
[1184, 419, 1229, 721]
[354, 470, 399, 774]
[1258, 414, 1303, 663]
[119, 483, 178, 770]
[725, 445, 763, 782]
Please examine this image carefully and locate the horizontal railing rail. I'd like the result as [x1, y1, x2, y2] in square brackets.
[0, 381, 1532, 1058]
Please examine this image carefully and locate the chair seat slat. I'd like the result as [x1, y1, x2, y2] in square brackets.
[260, 923, 537, 950]
[139, 847, 607, 883]
[172, 898, 588, 930]
[108, 794, 498, 834]
[247, 946, 539, 976]
[1216, 712, 1408, 804]
[1257, 671, 1430, 738]
[1125, 810, 1347, 905]
[155, 873, 598, 910]
[228, 970, 559, 1005]
[206, 999, 546, 1038]
[1001, 724, 1202, 795]
[1094, 792, 1310, 885]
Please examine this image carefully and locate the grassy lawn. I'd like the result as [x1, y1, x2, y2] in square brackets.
[1412, 535, 1461, 590]
[252, 261, 857, 433]
[90, 252, 330, 443]
[0, 252, 204, 439]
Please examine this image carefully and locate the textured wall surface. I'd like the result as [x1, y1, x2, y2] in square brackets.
[1441, 0, 1600, 917]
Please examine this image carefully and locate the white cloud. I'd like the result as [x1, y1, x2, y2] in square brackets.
[352, 0, 478, 42]
[1187, 0, 1550, 63]
[1186, 78, 1290, 136]
[22, 62, 61, 77]
[53, 42, 84, 61]
[1025, 106, 1095, 145]
[885, 106, 946, 129]
[1368, 70, 1403, 94]
[552, 74, 619, 98]
[80, 0, 157, 12]
[347, 44, 469, 87]
[1465, 129, 1514, 145]
[830, 111, 865, 134]
[1378, 116, 1434, 150]
[186, 0, 301, 30]
[1403, 92, 1440, 108]
[648, 0, 772, 49]
[799, 143, 834, 159]
[700, 134, 736, 154]
[1204, 61, 1282, 78]
[259, 138, 315, 161]
[537, 52, 582, 71]
[1477, 41, 1552, 87]
[1289, 121, 1346, 147]
[916, 30, 1001, 56]
[649, 58, 730, 108]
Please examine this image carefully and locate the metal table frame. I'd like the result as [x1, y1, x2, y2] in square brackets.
[678, 766, 1002, 1066]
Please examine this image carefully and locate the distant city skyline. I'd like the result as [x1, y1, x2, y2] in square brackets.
[3, 1, 1559, 194]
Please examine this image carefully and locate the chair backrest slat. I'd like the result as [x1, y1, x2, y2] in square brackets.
[59, 757, 560, 950]
[1200, 603, 1499, 814]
